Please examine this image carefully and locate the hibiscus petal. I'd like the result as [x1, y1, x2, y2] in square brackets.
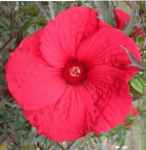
[24, 86, 87, 142]
[114, 8, 131, 30]
[6, 30, 66, 111]
[87, 65, 136, 133]
[40, 21, 69, 68]
[40, 6, 98, 67]
[77, 26, 141, 79]
[93, 87, 135, 133]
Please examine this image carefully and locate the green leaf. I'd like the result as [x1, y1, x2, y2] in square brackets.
[130, 77, 144, 95]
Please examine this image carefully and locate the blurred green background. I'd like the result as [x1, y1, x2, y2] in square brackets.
[0, 1, 146, 150]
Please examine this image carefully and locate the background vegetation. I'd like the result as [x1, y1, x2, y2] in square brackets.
[0, 1, 146, 150]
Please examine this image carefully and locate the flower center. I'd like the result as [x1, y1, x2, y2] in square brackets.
[62, 59, 88, 85]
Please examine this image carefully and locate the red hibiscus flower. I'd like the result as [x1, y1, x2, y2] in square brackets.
[114, 8, 131, 30]
[6, 6, 141, 142]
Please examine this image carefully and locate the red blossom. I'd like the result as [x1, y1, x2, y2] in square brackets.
[6, 6, 141, 142]
[114, 8, 131, 30]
